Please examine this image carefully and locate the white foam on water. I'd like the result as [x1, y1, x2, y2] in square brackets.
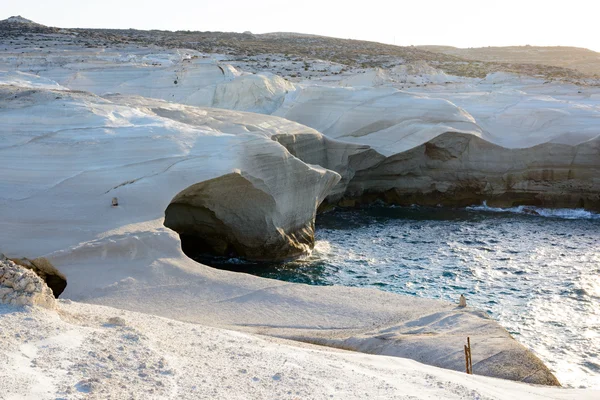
[467, 201, 600, 220]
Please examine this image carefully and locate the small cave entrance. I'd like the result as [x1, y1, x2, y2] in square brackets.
[163, 174, 247, 265]
[8, 257, 67, 298]
[163, 173, 317, 273]
[164, 200, 293, 276]
[164, 201, 237, 260]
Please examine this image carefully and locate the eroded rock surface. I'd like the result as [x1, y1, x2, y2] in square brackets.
[165, 170, 338, 261]
[342, 133, 600, 211]
[8, 257, 67, 297]
[0, 86, 339, 261]
[285, 309, 560, 386]
[272, 133, 384, 204]
[0, 49, 593, 388]
[0, 259, 56, 308]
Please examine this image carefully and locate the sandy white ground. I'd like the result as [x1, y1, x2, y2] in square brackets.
[0, 302, 596, 400]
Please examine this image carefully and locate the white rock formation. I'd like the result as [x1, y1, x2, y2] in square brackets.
[344, 132, 600, 210]
[0, 71, 67, 90]
[110, 93, 377, 203]
[338, 63, 458, 87]
[390, 61, 459, 85]
[339, 67, 393, 87]
[6, 45, 598, 157]
[207, 72, 296, 114]
[3, 44, 599, 157]
[2, 43, 598, 388]
[0, 259, 55, 308]
[0, 75, 560, 383]
[412, 78, 600, 149]
[0, 85, 339, 260]
[273, 86, 483, 156]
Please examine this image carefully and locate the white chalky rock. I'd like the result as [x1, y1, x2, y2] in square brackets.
[0, 259, 56, 309]
[24, 283, 36, 293]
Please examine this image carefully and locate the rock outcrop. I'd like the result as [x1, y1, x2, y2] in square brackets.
[121, 72, 599, 213]
[286, 309, 560, 386]
[0, 50, 583, 387]
[209, 73, 295, 114]
[0, 259, 56, 308]
[272, 133, 384, 204]
[341, 132, 600, 210]
[165, 169, 338, 261]
[0, 86, 341, 262]
[108, 95, 376, 205]
[7, 257, 67, 298]
[273, 86, 484, 156]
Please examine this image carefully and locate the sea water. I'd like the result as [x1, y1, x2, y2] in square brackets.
[203, 205, 600, 389]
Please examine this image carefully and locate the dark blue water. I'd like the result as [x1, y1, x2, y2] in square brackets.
[208, 205, 600, 388]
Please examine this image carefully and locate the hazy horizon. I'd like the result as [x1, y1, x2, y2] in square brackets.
[3, 0, 600, 52]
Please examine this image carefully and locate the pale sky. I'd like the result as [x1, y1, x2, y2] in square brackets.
[3, 0, 599, 51]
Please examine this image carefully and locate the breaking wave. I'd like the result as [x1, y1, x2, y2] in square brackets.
[466, 201, 600, 220]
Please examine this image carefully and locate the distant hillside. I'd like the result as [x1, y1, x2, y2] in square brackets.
[71, 28, 463, 66]
[0, 15, 57, 34]
[0, 16, 596, 82]
[4, 16, 38, 24]
[418, 45, 600, 77]
[51, 29, 597, 80]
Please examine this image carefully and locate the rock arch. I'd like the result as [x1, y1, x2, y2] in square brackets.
[164, 172, 328, 262]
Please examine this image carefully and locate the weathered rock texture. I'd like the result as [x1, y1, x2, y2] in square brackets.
[0, 259, 56, 308]
[272, 133, 384, 203]
[7, 257, 67, 297]
[273, 86, 484, 157]
[164, 167, 338, 261]
[164, 173, 312, 260]
[0, 86, 341, 262]
[341, 133, 600, 211]
[284, 309, 560, 386]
